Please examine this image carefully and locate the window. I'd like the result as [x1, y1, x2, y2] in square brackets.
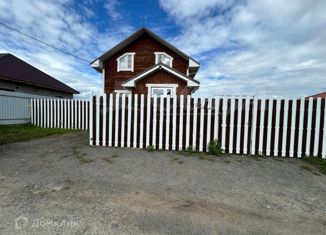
[146, 84, 178, 97]
[117, 53, 135, 72]
[154, 52, 173, 67]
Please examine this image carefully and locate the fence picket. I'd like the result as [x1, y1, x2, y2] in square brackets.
[192, 98, 198, 151]
[108, 94, 113, 146]
[127, 94, 132, 147]
[289, 100, 297, 157]
[121, 94, 126, 147]
[243, 98, 250, 155]
[133, 94, 138, 148]
[172, 96, 177, 150]
[96, 96, 100, 146]
[258, 99, 266, 155]
[213, 98, 220, 141]
[229, 97, 235, 153]
[322, 98, 326, 159]
[146, 95, 151, 148]
[89, 97, 93, 145]
[103, 94, 107, 146]
[236, 97, 242, 154]
[297, 98, 305, 158]
[139, 95, 145, 149]
[251, 98, 258, 155]
[281, 99, 289, 157]
[178, 95, 184, 150]
[221, 98, 227, 151]
[306, 97, 313, 157]
[313, 98, 321, 156]
[199, 98, 205, 152]
[186, 95, 191, 148]
[152, 95, 157, 149]
[159, 96, 164, 149]
[165, 97, 170, 150]
[273, 98, 281, 156]
[207, 98, 212, 148]
[115, 94, 119, 147]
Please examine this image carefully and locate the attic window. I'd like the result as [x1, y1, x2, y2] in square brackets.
[117, 53, 135, 72]
[154, 52, 173, 67]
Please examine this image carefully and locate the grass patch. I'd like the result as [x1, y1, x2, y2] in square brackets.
[300, 165, 313, 172]
[0, 124, 77, 145]
[247, 154, 265, 161]
[302, 157, 326, 175]
[72, 147, 94, 164]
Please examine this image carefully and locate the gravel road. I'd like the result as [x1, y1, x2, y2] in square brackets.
[0, 132, 325, 234]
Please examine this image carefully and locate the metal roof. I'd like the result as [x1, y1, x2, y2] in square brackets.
[91, 27, 200, 66]
[0, 53, 79, 94]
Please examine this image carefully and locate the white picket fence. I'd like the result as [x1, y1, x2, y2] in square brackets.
[31, 99, 89, 130]
[89, 94, 326, 159]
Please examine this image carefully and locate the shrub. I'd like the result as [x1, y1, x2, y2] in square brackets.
[207, 139, 224, 156]
[146, 145, 155, 152]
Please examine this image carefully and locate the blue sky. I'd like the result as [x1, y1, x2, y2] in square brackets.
[1, 0, 326, 98]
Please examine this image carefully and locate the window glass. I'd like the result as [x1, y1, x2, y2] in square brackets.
[157, 53, 172, 66]
[119, 54, 132, 70]
[151, 87, 174, 97]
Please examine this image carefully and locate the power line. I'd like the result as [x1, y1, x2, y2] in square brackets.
[0, 22, 90, 63]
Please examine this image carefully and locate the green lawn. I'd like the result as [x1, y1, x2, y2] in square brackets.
[0, 124, 78, 145]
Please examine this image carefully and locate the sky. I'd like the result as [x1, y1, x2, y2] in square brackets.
[0, 0, 326, 98]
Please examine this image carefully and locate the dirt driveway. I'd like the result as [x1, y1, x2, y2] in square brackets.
[0, 132, 325, 234]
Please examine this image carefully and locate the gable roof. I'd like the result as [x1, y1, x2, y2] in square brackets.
[0, 53, 79, 94]
[90, 27, 200, 74]
[307, 92, 326, 99]
[121, 63, 200, 88]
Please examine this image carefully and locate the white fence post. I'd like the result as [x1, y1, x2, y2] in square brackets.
[179, 95, 184, 151]
[133, 94, 138, 148]
[96, 96, 100, 146]
[159, 96, 164, 149]
[152, 95, 157, 149]
[199, 98, 205, 152]
[127, 94, 132, 148]
[139, 95, 145, 149]
[206, 98, 212, 148]
[322, 98, 326, 159]
[89, 96, 93, 145]
[165, 96, 170, 150]
[305, 97, 313, 157]
[146, 95, 151, 148]
[236, 97, 242, 154]
[297, 98, 305, 158]
[289, 100, 297, 158]
[172, 96, 177, 150]
[192, 98, 198, 151]
[281, 99, 289, 157]
[243, 98, 250, 155]
[221, 98, 227, 151]
[185, 95, 191, 148]
[213, 97, 220, 141]
[229, 97, 235, 153]
[108, 93, 113, 147]
[115, 94, 119, 147]
[250, 98, 258, 155]
[121, 94, 126, 147]
[273, 98, 281, 157]
[103, 94, 107, 146]
[313, 97, 321, 157]
[258, 99, 266, 155]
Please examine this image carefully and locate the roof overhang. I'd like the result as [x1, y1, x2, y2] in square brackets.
[90, 59, 103, 72]
[121, 63, 200, 88]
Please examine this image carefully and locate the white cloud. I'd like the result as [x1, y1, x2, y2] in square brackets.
[104, 0, 121, 20]
[0, 0, 132, 98]
[160, 0, 326, 97]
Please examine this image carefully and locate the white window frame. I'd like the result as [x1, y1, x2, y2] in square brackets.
[146, 84, 178, 97]
[154, 52, 173, 67]
[114, 90, 132, 95]
[117, 52, 135, 72]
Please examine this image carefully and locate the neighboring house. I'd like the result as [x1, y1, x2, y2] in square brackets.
[91, 28, 200, 97]
[307, 92, 326, 99]
[0, 53, 78, 98]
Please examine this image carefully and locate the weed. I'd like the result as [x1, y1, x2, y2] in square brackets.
[302, 157, 326, 175]
[207, 139, 224, 156]
[72, 147, 94, 164]
[103, 157, 114, 164]
[300, 165, 313, 172]
[146, 145, 155, 152]
[79, 158, 94, 164]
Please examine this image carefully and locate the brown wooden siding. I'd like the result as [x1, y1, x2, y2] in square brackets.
[104, 34, 189, 93]
[132, 70, 192, 95]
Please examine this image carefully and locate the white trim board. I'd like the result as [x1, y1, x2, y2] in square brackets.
[122, 64, 199, 88]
